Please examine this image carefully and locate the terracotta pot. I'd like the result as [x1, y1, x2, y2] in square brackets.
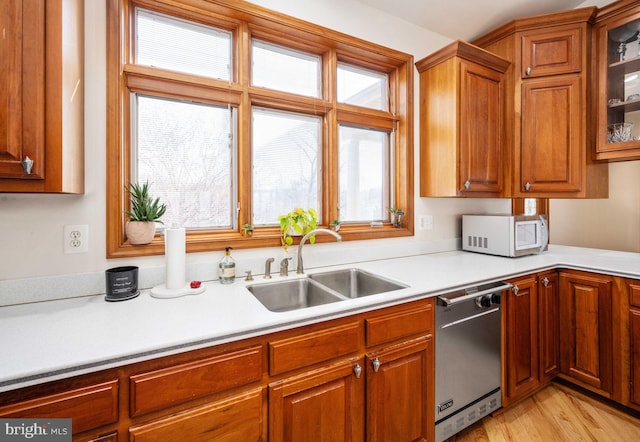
[126, 221, 156, 245]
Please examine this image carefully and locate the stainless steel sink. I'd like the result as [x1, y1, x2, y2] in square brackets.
[308, 268, 407, 298]
[247, 278, 343, 312]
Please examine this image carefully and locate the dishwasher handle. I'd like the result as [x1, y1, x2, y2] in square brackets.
[438, 282, 512, 306]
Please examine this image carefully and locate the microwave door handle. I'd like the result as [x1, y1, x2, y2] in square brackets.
[539, 215, 549, 252]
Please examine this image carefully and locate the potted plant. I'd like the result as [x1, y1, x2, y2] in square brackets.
[124, 181, 167, 245]
[242, 223, 254, 237]
[329, 219, 341, 232]
[388, 207, 404, 228]
[278, 207, 318, 250]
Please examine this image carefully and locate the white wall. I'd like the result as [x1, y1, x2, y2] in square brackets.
[0, 0, 512, 292]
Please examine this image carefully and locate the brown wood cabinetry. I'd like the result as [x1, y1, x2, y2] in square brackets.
[559, 270, 613, 394]
[594, 0, 640, 161]
[366, 337, 432, 442]
[415, 40, 509, 197]
[503, 271, 559, 406]
[0, 377, 119, 439]
[0, 298, 434, 441]
[474, 8, 608, 198]
[269, 359, 363, 442]
[0, 0, 84, 193]
[629, 282, 640, 408]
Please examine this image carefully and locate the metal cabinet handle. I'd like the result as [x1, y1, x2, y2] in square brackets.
[353, 363, 362, 378]
[526, 67, 532, 76]
[511, 285, 519, 295]
[464, 180, 471, 190]
[21, 156, 33, 174]
[541, 277, 549, 287]
[372, 358, 381, 373]
[524, 182, 531, 191]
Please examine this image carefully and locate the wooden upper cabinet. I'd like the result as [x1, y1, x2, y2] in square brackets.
[0, 0, 84, 193]
[520, 75, 583, 194]
[521, 27, 582, 78]
[473, 7, 608, 199]
[416, 40, 509, 197]
[594, 1, 640, 161]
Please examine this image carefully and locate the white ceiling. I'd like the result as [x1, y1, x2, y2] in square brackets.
[357, 0, 597, 41]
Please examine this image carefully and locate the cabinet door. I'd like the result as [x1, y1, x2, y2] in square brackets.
[504, 276, 539, 403]
[631, 309, 640, 407]
[458, 60, 505, 196]
[520, 75, 583, 195]
[366, 337, 432, 442]
[521, 27, 582, 78]
[0, 0, 45, 179]
[538, 271, 559, 384]
[269, 359, 363, 442]
[559, 271, 613, 392]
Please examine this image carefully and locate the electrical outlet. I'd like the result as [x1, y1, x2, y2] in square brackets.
[418, 215, 433, 231]
[63, 225, 88, 254]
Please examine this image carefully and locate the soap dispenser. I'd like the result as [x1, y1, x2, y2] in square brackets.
[218, 246, 236, 284]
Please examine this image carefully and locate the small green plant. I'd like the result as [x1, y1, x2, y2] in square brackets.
[242, 223, 254, 237]
[278, 207, 318, 249]
[124, 181, 167, 223]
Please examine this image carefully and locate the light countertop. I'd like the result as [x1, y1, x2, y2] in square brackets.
[1, 245, 639, 393]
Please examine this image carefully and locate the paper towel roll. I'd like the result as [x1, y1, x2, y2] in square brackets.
[165, 227, 186, 290]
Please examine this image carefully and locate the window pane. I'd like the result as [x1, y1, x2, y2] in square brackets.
[252, 108, 321, 225]
[252, 40, 321, 97]
[337, 63, 388, 111]
[134, 95, 235, 229]
[136, 9, 231, 81]
[338, 126, 390, 222]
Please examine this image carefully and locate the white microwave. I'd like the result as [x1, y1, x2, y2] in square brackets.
[462, 214, 549, 257]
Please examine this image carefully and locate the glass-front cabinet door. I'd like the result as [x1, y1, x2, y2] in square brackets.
[596, 9, 640, 161]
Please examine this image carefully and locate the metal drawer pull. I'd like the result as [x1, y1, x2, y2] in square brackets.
[353, 364, 362, 378]
[21, 156, 33, 174]
[464, 180, 471, 189]
[512, 285, 519, 295]
[542, 277, 549, 287]
[372, 358, 381, 373]
[526, 67, 532, 76]
[524, 182, 531, 191]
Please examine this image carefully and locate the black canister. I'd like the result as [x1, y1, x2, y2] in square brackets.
[105, 266, 140, 301]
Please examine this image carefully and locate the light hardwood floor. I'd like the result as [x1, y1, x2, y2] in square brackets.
[449, 382, 640, 441]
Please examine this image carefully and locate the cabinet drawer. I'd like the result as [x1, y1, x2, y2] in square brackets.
[0, 380, 118, 435]
[521, 27, 582, 77]
[630, 283, 640, 308]
[269, 322, 361, 375]
[130, 346, 262, 417]
[365, 301, 433, 347]
[129, 388, 264, 442]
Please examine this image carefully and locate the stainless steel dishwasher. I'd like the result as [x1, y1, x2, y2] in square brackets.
[434, 281, 512, 442]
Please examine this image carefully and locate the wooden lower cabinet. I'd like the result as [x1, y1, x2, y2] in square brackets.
[631, 308, 640, 407]
[503, 271, 559, 406]
[129, 388, 264, 442]
[0, 298, 434, 442]
[366, 337, 433, 442]
[269, 359, 364, 442]
[559, 270, 613, 394]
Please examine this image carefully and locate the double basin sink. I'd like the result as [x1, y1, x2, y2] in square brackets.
[247, 268, 408, 312]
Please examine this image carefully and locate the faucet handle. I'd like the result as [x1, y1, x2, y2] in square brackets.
[244, 270, 254, 281]
[280, 257, 292, 277]
[264, 257, 275, 279]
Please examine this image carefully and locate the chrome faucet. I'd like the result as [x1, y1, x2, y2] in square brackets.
[296, 228, 342, 274]
[264, 257, 275, 279]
